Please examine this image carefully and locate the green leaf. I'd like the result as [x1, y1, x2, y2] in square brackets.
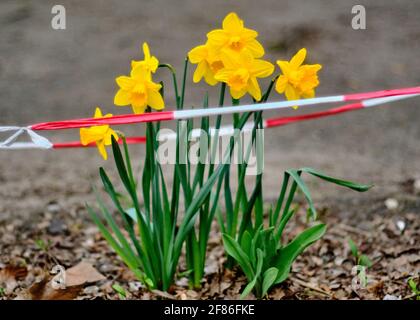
[262, 267, 279, 297]
[359, 254, 373, 268]
[240, 231, 253, 259]
[112, 283, 126, 299]
[408, 278, 419, 294]
[222, 234, 254, 281]
[348, 238, 359, 258]
[274, 223, 326, 284]
[240, 278, 257, 300]
[240, 249, 264, 299]
[301, 167, 372, 192]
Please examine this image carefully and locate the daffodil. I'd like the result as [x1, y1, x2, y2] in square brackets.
[80, 107, 118, 160]
[207, 12, 264, 58]
[131, 42, 159, 74]
[114, 65, 165, 114]
[214, 50, 274, 101]
[275, 48, 322, 108]
[188, 42, 224, 86]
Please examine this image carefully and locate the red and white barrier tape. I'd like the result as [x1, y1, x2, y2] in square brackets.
[1, 86, 419, 150]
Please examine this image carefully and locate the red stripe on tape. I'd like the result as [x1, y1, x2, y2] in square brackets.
[344, 86, 420, 101]
[31, 111, 175, 131]
[53, 136, 147, 149]
[265, 102, 363, 128]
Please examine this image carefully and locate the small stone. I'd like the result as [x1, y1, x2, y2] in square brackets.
[385, 198, 398, 210]
[83, 285, 99, 295]
[46, 203, 61, 214]
[414, 179, 420, 192]
[47, 219, 66, 235]
[129, 281, 143, 292]
[383, 294, 400, 300]
[395, 220, 406, 232]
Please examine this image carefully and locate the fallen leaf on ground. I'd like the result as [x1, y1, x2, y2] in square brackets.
[0, 265, 28, 293]
[27, 277, 83, 300]
[65, 261, 106, 286]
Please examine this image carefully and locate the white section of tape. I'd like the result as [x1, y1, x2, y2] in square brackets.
[0, 126, 53, 149]
[173, 95, 345, 120]
[362, 94, 420, 107]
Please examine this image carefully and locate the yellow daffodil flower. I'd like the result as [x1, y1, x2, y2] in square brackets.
[215, 50, 274, 101]
[80, 107, 118, 160]
[114, 65, 165, 114]
[131, 42, 159, 74]
[188, 42, 224, 86]
[207, 12, 264, 58]
[275, 48, 322, 108]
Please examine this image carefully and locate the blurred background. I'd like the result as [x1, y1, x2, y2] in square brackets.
[1, 0, 420, 220]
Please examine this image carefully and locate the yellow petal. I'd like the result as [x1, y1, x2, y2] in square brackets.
[222, 12, 243, 32]
[251, 59, 274, 78]
[219, 49, 240, 69]
[214, 69, 231, 82]
[114, 89, 131, 106]
[290, 48, 307, 69]
[132, 103, 146, 114]
[97, 141, 108, 160]
[149, 56, 159, 73]
[204, 69, 218, 86]
[246, 39, 264, 58]
[302, 89, 315, 99]
[147, 89, 165, 110]
[230, 87, 247, 100]
[80, 128, 103, 145]
[131, 60, 140, 69]
[301, 64, 322, 75]
[94, 107, 103, 118]
[130, 65, 149, 80]
[188, 45, 208, 64]
[275, 75, 288, 94]
[207, 30, 228, 46]
[142, 42, 151, 60]
[285, 85, 300, 109]
[193, 62, 207, 83]
[104, 129, 118, 145]
[241, 28, 258, 40]
[285, 84, 300, 101]
[116, 76, 136, 90]
[247, 77, 262, 101]
[277, 60, 291, 76]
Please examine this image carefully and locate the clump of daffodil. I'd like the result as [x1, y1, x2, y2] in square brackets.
[131, 42, 159, 74]
[214, 50, 274, 101]
[188, 12, 265, 87]
[275, 48, 322, 108]
[80, 107, 118, 160]
[114, 64, 164, 114]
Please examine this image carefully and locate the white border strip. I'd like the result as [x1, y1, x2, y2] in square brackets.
[174, 95, 345, 120]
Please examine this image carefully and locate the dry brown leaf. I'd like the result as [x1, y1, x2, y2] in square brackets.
[28, 277, 83, 300]
[65, 261, 106, 286]
[0, 265, 28, 293]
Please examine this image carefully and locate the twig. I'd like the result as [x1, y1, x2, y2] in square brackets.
[336, 223, 371, 237]
[402, 293, 417, 300]
[290, 277, 332, 297]
[151, 289, 177, 300]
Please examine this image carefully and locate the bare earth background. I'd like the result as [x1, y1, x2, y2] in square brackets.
[0, 0, 419, 300]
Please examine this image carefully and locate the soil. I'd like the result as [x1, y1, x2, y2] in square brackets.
[0, 0, 419, 300]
